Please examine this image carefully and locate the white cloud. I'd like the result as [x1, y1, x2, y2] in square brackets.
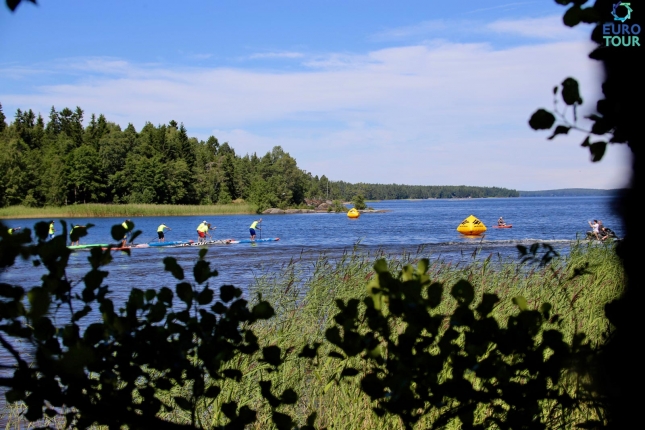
[486, 15, 588, 40]
[0, 24, 628, 189]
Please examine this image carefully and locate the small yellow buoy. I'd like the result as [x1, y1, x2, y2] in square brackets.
[457, 215, 486, 235]
[347, 208, 360, 218]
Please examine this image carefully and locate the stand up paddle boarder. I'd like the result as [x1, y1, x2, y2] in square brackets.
[157, 224, 171, 242]
[70, 224, 86, 246]
[48, 221, 56, 240]
[121, 220, 133, 247]
[249, 218, 262, 241]
[196, 221, 209, 244]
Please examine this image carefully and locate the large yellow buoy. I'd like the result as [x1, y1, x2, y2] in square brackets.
[347, 208, 360, 218]
[457, 215, 487, 235]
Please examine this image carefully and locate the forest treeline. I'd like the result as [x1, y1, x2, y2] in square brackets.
[519, 188, 622, 197]
[0, 104, 518, 211]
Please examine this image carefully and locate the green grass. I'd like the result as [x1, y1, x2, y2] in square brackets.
[0, 242, 623, 429]
[151, 242, 623, 429]
[0, 202, 256, 219]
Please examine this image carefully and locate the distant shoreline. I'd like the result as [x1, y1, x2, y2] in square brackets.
[518, 188, 624, 197]
[1, 191, 621, 220]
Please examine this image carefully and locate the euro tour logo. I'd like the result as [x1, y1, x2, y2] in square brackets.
[603, 2, 640, 47]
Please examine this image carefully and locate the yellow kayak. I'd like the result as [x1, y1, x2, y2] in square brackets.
[347, 208, 360, 218]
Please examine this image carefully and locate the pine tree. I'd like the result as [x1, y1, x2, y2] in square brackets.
[0, 102, 6, 133]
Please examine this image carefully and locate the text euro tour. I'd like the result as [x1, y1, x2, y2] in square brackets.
[602, 23, 641, 47]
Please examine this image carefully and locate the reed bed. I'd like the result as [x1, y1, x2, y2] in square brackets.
[0, 202, 256, 219]
[1, 243, 623, 429]
[151, 242, 623, 429]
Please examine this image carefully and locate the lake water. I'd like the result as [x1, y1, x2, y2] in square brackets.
[1, 196, 621, 294]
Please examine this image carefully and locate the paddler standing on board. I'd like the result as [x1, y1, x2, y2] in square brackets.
[196, 221, 209, 244]
[48, 221, 56, 240]
[157, 223, 171, 242]
[121, 219, 133, 247]
[69, 224, 86, 246]
[249, 218, 262, 241]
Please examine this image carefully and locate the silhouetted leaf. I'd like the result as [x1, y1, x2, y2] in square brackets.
[281, 388, 298, 404]
[197, 287, 214, 305]
[220, 285, 241, 303]
[205, 385, 221, 399]
[588, 141, 607, 162]
[163, 257, 184, 280]
[561, 77, 583, 105]
[173, 397, 192, 411]
[563, 5, 582, 27]
[252, 301, 274, 319]
[272, 412, 294, 430]
[340, 367, 360, 378]
[176, 282, 193, 305]
[299, 342, 321, 358]
[451, 280, 474, 306]
[548, 125, 571, 140]
[529, 109, 556, 130]
[261, 345, 282, 366]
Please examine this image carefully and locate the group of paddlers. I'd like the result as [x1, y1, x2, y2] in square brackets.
[5, 218, 265, 246]
[126, 218, 264, 245]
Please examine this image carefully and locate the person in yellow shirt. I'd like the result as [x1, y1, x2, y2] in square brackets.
[157, 224, 171, 242]
[48, 221, 56, 240]
[121, 219, 132, 247]
[196, 221, 209, 244]
[249, 218, 262, 240]
[7, 226, 21, 235]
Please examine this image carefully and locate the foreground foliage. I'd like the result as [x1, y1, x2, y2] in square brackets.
[0, 221, 305, 429]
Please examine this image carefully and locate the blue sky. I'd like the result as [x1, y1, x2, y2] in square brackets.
[0, 0, 630, 190]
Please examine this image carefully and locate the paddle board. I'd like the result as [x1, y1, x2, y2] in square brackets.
[68, 243, 110, 250]
[148, 240, 194, 247]
[227, 238, 280, 244]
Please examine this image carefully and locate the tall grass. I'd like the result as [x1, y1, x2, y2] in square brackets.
[0, 243, 623, 429]
[0, 202, 256, 219]
[152, 242, 623, 429]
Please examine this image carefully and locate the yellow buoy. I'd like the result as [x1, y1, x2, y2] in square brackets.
[347, 208, 360, 218]
[457, 215, 487, 235]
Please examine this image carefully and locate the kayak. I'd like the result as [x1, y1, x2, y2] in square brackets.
[493, 225, 513, 229]
[228, 238, 280, 244]
[68, 243, 110, 250]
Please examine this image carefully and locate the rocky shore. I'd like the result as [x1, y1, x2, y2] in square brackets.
[261, 199, 387, 214]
